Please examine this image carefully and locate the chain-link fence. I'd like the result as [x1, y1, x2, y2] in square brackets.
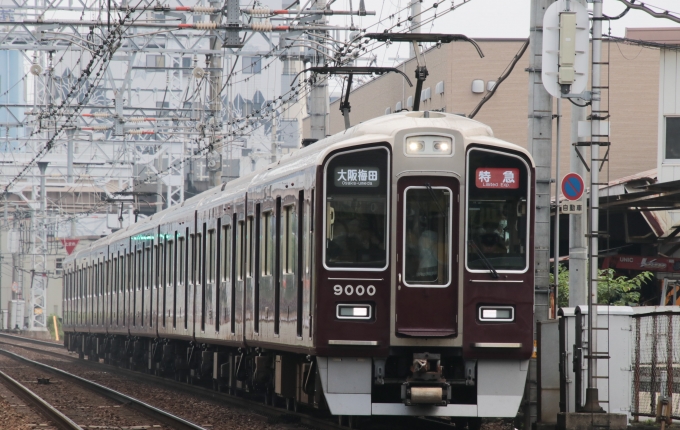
[631, 312, 680, 420]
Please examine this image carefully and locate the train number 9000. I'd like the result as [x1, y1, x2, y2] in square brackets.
[333, 284, 376, 296]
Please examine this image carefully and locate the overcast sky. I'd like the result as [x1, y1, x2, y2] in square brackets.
[327, 0, 680, 70]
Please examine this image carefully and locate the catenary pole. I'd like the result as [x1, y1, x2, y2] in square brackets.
[584, 0, 604, 412]
[309, 0, 329, 141]
[526, 0, 553, 426]
[569, 0, 588, 307]
[409, 0, 421, 58]
[554, 99, 561, 312]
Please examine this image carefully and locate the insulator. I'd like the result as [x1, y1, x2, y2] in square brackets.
[194, 22, 217, 30]
[192, 6, 216, 14]
[93, 112, 110, 118]
[245, 7, 270, 16]
[127, 117, 147, 122]
[91, 125, 111, 130]
[251, 20, 272, 32]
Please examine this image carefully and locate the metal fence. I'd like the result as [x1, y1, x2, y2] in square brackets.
[631, 312, 680, 420]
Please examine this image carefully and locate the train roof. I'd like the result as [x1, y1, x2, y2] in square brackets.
[68, 111, 532, 263]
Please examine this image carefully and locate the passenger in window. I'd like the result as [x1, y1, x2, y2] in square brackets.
[348, 219, 383, 264]
[416, 230, 439, 281]
[479, 221, 507, 254]
[327, 222, 352, 262]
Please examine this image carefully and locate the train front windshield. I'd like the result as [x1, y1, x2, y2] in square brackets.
[466, 148, 530, 272]
[324, 147, 389, 269]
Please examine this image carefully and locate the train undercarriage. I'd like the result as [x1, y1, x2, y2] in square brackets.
[65, 332, 526, 427]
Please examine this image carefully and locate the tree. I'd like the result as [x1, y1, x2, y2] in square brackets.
[550, 264, 653, 308]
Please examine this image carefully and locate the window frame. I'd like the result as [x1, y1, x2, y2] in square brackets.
[401, 185, 454, 288]
[464, 147, 532, 275]
[665, 116, 680, 160]
[322, 146, 391, 272]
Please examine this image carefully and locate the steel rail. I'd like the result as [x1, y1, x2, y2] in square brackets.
[0, 340, 346, 430]
[0, 348, 206, 430]
[0, 368, 83, 430]
[0, 333, 64, 349]
[0, 337, 456, 430]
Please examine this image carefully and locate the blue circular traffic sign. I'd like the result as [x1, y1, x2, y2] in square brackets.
[562, 173, 585, 201]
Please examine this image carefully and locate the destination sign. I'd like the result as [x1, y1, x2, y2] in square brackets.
[475, 168, 519, 189]
[334, 167, 380, 187]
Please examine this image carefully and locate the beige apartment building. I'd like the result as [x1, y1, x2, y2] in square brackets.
[303, 36, 660, 182]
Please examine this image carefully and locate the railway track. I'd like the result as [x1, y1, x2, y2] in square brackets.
[0, 346, 206, 430]
[0, 333, 461, 430]
[0, 366, 82, 430]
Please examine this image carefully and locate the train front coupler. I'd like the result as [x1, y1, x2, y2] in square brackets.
[401, 352, 450, 406]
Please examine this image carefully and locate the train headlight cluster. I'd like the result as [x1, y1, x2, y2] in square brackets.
[478, 306, 514, 322]
[404, 135, 453, 156]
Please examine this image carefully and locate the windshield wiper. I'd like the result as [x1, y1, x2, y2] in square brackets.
[425, 183, 445, 214]
[467, 240, 499, 279]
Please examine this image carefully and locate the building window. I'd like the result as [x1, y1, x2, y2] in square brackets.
[146, 55, 165, 68]
[242, 57, 261, 74]
[665, 117, 680, 159]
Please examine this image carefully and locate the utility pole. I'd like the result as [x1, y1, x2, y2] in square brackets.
[526, 0, 553, 427]
[207, 0, 223, 188]
[569, 0, 588, 307]
[29, 162, 49, 331]
[408, 0, 421, 58]
[309, 0, 329, 141]
[584, 0, 604, 413]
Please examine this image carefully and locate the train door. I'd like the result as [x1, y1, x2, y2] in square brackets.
[395, 176, 459, 337]
[234, 204, 246, 337]
[217, 214, 233, 338]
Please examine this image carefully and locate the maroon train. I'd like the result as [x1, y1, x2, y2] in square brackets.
[63, 111, 535, 423]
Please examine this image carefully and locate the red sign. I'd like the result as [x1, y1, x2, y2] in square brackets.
[60, 238, 80, 255]
[603, 254, 680, 273]
[475, 168, 519, 189]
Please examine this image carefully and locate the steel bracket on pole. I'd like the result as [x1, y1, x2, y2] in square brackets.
[563, 91, 592, 100]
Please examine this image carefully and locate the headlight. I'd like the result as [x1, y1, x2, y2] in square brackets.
[407, 141, 425, 153]
[404, 135, 454, 156]
[433, 140, 452, 154]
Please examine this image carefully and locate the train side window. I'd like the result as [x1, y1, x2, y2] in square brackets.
[465, 148, 530, 272]
[237, 221, 244, 280]
[157, 242, 163, 288]
[261, 212, 272, 275]
[282, 205, 295, 274]
[168, 241, 175, 288]
[137, 250, 142, 291]
[197, 232, 203, 285]
[189, 233, 195, 285]
[222, 225, 231, 281]
[146, 246, 152, 290]
[178, 236, 185, 286]
[208, 229, 216, 283]
[246, 217, 253, 278]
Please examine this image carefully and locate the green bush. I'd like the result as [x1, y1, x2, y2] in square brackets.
[550, 264, 653, 308]
[47, 314, 64, 341]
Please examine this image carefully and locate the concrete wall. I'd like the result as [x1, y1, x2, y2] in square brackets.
[304, 39, 660, 182]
